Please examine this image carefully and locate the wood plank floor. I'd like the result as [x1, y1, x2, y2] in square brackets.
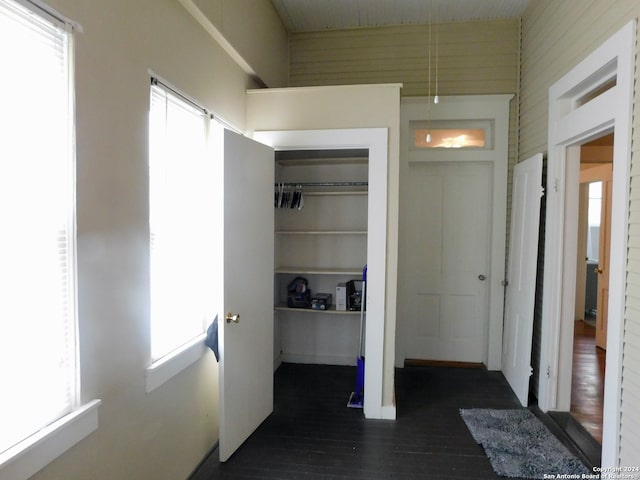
[196, 364, 590, 479]
[571, 319, 605, 443]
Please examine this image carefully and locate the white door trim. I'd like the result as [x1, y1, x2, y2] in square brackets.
[399, 95, 512, 370]
[252, 128, 391, 420]
[540, 21, 634, 468]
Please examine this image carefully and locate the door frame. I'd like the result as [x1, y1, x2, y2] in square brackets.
[539, 21, 634, 467]
[253, 128, 392, 420]
[399, 95, 512, 370]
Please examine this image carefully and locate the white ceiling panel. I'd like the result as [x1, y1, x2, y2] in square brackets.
[271, 0, 529, 32]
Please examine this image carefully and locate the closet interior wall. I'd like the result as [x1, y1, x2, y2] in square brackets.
[273, 150, 370, 369]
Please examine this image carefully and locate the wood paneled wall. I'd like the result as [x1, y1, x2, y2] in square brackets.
[520, 0, 640, 466]
[289, 19, 519, 97]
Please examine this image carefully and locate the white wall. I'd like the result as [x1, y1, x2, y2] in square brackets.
[23, 1, 287, 479]
[246, 84, 401, 409]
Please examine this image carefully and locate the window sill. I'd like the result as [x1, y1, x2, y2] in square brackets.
[0, 399, 101, 480]
[146, 333, 208, 393]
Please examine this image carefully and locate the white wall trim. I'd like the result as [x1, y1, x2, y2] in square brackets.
[0, 400, 101, 480]
[398, 95, 512, 370]
[253, 128, 388, 420]
[280, 353, 357, 366]
[380, 405, 397, 420]
[177, 0, 258, 80]
[146, 333, 207, 393]
[247, 83, 404, 95]
[540, 20, 634, 468]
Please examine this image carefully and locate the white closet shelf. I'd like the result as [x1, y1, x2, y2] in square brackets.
[276, 158, 368, 167]
[275, 230, 367, 235]
[274, 303, 361, 315]
[275, 266, 364, 275]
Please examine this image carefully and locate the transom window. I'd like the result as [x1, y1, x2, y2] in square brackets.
[411, 120, 493, 150]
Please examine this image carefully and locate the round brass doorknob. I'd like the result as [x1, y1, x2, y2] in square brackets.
[594, 267, 603, 274]
[226, 312, 240, 324]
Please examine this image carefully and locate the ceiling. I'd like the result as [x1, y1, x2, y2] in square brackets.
[271, 0, 529, 33]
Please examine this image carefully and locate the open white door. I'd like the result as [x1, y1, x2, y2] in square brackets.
[219, 129, 274, 461]
[502, 153, 544, 406]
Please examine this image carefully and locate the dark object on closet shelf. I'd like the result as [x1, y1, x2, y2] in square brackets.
[346, 280, 364, 311]
[287, 276, 311, 308]
[311, 293, 332, 310]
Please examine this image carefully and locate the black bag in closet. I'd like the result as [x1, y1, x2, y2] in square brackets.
[287, 276, 311, 308]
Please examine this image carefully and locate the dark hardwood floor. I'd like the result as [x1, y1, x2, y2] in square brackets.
[194, 363, 590, 480]
[571, 319, 605, 443]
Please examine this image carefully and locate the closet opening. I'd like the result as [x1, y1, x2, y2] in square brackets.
[253, 127, 390, 420]
[273, 148, 370, 376]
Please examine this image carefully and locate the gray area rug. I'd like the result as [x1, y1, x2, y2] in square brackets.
[460, 408, 591, 479]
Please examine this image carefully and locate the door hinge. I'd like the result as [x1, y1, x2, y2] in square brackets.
[502, 279, 509, 287]
[553, 179, 559, 193]
[546, 365, 551, 378]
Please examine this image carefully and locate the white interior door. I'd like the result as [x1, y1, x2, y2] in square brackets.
[596, 167, 612, 349]
[219, 129, 274, 462]
[402, 162, 492, 363]
[578, 163, 613, 350]
[502, 153, 543, 406]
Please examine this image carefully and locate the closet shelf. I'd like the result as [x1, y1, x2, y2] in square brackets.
[274, 303, 361, 315]
[276, 158, 368, 167]
[275, 230, 367, 235]
[275, 266, 364, 275]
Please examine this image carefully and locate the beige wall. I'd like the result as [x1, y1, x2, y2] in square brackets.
[192, 0, 289, 87]
[25, 1, 287, 479]
[246, 84, 401, 409]
[519, 0, 640, 465]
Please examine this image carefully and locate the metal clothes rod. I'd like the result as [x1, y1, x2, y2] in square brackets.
[275, 181, 368, 187]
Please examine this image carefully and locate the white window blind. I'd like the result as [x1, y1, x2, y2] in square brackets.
[0, 0, 77, 455]
[149, 82, 217, 362]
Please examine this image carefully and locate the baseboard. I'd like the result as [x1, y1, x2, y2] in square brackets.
[187, 441, 218, 480]
[273, 353, 282, 372]
[404, 358, 485, 369]
[281, 352, 357, 366]
[380, 405, 396, 420]
[546, 411, 601, 468]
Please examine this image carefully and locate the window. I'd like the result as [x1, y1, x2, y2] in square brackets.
[0, 2, 98, 476]
[587, 181, 602, 262]
[411, 120, 493, 149]
[148, 80, 217, 372]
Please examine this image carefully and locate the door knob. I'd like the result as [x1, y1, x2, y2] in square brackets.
[478, 274, 486, 281]
[594, 267, 603, 274]
[225, 312, 240, 324]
